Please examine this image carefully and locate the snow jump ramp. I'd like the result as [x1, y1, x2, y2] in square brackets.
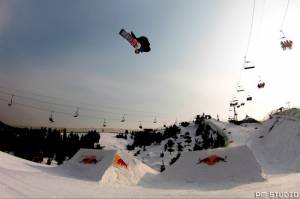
[157, 145, 265, 189]
[52, 149, 158, 185]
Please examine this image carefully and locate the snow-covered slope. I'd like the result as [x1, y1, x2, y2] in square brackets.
[1, 147, 300, 198]
[249, 116, 300, 174]
[206, 119, 256, 146]
[0, 151, 54, 172]
[99, 124, 200, 171]
[208, 115, 300, 175]
[100, 133, 132, 151]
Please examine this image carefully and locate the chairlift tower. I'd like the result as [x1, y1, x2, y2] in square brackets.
[230, 100, 238, 121]
[233, 105, 238, 121]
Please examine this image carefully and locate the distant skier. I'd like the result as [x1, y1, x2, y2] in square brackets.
[130, 31, 151, 54]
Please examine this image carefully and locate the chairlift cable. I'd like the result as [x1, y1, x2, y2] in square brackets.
[0, 89, 167, 119]
[280, 0, 290, 31]
[0, 85, 166, 117]
[245, 0, 256, 58]
[0, 97, 122, 122]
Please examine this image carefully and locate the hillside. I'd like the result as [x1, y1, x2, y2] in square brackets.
[101, 121, 226, 171]
[0, 113, 300, 198]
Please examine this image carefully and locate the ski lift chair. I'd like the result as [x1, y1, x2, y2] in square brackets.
[243, 56, 255, 69]
[49, 111, 54, 123]
[230, 100, 238, 106]
[257, 81, 265, 89]
[73, 107, 79, 117]
[246, 96, 252, 101]
[103, 119, 107, 127]
[280, 30, 293, 50]
[153, 116, 157, 123]
[121, 114, 126, 122]
[8, 95, 14, 106]
[244, 60, 255, 70]
[163, 122, 167, 128]
[237, 85, 245, 92]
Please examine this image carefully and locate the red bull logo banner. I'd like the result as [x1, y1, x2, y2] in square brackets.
[197, 155, 227, 166]
[113, 154, 128, 169]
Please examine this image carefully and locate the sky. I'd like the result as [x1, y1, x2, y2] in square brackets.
[0, 0, 300, 129]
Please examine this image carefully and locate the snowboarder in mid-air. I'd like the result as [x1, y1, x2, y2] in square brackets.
[119, 29, 151, 54]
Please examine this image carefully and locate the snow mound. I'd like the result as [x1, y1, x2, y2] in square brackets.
[0, 151, 53, 172]
[206, 119, 254, 146]
[250, 116, 300, 174]
[100, 151, 158, 185]
[159, 145, 264, 188]
[52, 149, 158, 185]
[100, 133, 131, 151]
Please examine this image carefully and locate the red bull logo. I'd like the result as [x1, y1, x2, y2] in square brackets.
[197, 155, 227, 166]
[113, 154, 128, 169]
[80, 155, 100, 164]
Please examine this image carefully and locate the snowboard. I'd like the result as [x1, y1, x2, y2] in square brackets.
[119, 29, 141, 50]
